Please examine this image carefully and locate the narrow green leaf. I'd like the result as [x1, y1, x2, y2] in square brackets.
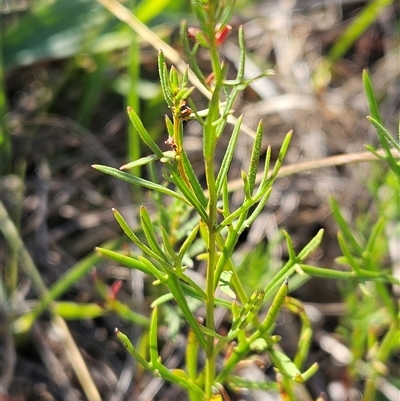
[222, 175, 230, 219]
[166, 274, 207, 350]
[330, 198, 364, 256]
[158, 50, 174, 108]
[299, 264, 355, 279]
[178, 224, 199, 259]
[366, 217, 387, 257]
[97, 247, 164, 280]
[119, 154, 159, 171]
[176, 86, 195, 103]
[298, 363, 319, 382]
[215, 114, 243, 196]
[367, 116, 400, 176]
[160, 226, 177, 262]
[165, 115, 174, 138]
[269, 348, 301, 379]
[283, 231, 296, 262]
[297, 229, 324, 261]
[258, 277, 289, 334]
[169, 66, 179, 93]
[257, 145, 272, 192]
[177, 150, 208, 207]
[92, 164, 190, 205]
[242, 170, 252, 200]
[269, 130, 292, 180]
[362, 70, 382, 123]
[115, 328, 151, 368]
[109, 299, 149, 327]
[236, 25, 246, 82]
[368, 117, 400, 152]
[248, 120, 264, 194]
[337, 231, 361, 273]
[231, 290, 264, 332]
[112, 208, 169, 265]
[217, 0, 236, 26]
[218, 184, 271, 231]
[127, 106, 164, 157]
[241, 188, 272, 233]
[140, 206, 168, 262]
[149, 306, 159, 364]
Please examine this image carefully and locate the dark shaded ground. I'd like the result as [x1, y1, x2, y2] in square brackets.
[1, 1, 399, 400]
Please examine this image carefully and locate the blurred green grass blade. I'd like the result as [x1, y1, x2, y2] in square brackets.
[76, 55, 107, 127]
[10, 237, 122, 334]
[135, 0, 175, 23]
[0, 63, 10, 174]
[329, 0, 394, 63]
[330, 198, 364, 256]
[127, 0, 140, 179]
[109, 299, 149, 326]
[52, 302, 106, 319]
[363, 70, 382, 123]
[367, 116, 400, 177]
[337, 231, 361, 273]
[365, 217, 387, 258]
[367, 117, 400, 152]
[3, 0, 111, 69]
[0, 201, 47, 295]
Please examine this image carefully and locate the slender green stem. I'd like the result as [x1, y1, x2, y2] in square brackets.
[127, 0, 141, 182]
[202, 14, 224, 400]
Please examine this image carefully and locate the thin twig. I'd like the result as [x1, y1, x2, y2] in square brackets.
[227, 149, 400, 193]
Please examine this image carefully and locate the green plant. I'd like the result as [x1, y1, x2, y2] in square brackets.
[91, 3, 399, 401]
[329, 71, 400, 401]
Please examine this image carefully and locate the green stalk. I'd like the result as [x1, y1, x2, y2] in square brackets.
[202, 15, 223, 399]
[127, 0, 141, 182]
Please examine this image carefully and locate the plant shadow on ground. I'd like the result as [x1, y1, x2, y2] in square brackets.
[1, 0, 399, 400]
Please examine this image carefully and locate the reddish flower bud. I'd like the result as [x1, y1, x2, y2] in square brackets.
[187, 27, 210, 48]
[215, 24, 232, 47]
[187, 27, 200, 42]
